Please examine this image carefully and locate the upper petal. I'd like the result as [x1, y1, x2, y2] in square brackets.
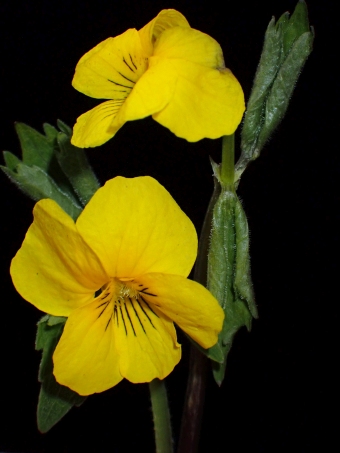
[154, 26, 225, 69]
[72, 29, 148, 100]
[53, 297, 123, 395]
[76, 176, 197, 278]
[152, 59, 245, 141]
[138, 273, 224, 349]
[139, 9, 190, 56]
[71, 100, 125, 148]
[10, 199, 107, 317]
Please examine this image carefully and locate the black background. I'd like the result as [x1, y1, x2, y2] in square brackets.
[0, 0, 337, 452]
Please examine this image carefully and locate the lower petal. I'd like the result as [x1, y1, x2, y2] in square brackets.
[138, 273, 224, 349]
[114, 297, 181, 383]
[53, 297, 123, 395]
[152, 59, 245, 141]
[71, 100, 124, 148]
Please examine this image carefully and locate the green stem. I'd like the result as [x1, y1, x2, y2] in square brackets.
[220, 134, 235, 188]
[149, 379, 173, 453]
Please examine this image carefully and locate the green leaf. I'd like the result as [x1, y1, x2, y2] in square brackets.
[2, 122, 82, 206]
[36, 315, 86, 433]
[185, 175, 225, 363]
[236, 0, 313, 183]
[238, 17, 283, 166]
[207, 190, 237, 312]
[256, 31, 313, 151]
[15, 122, 55, 171]
[47, 315, 68, 326]
[43, 123, 59, 141]
[212, 299, 252, 385]
[282, 0, 310, 55]
[2, 120, 99, 209]
[0, 163, 82, 220]
[207, 189, 257, 385]
[57, 119, 73, 136]
[187, 336, 224, 363]
[234, 200, 258, 319]
[3, 151, 20, 171]
[55, 131, 100, 206]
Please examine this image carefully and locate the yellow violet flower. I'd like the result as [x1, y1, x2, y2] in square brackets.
[71, 9, 245, 148]
[10, 177, 224, 396]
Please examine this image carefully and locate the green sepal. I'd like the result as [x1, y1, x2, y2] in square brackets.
[236, 0, 313, 183]
[207, 188, 258, 385]
[55, 128, 100, 206]
[0, 163, 82, 221]
[36, 315, 86, 433]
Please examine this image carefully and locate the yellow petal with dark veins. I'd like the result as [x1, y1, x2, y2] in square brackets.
[114, 297, 181, 383]
[72, 100, 125, 148]
[53, 296, 122, 395]
[72, 29, 147, 99]
[138, 273, 224, 349]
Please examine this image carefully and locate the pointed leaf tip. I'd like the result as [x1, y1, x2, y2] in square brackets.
[237, 0, 313, 182]
[36, 316, 86, 433]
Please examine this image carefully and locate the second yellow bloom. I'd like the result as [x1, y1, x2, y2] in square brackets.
[71, 9, 245, 147]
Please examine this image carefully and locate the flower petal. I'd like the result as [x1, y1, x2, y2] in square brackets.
[138, 273, 224, 349]
[72, 29, 147, 100]
[53, 297, 123, 395]
[154, 26, 225, 69]
[139, 9, 190, 56]
[113, 57, 176, 125]
[71, 100, 124, 148]
[76, 176, 197, 278]
[114, 297, 181, 383]
[152, 59, 245, 141]
[10, 199, 107, 316]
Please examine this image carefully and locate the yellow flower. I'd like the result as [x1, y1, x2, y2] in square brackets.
[10, 177, 224, 396]
[71, 9, 245, 148]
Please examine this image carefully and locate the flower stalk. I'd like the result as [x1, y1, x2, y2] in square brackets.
[149, 379, 173, 453]
[220, 134, 235, 188]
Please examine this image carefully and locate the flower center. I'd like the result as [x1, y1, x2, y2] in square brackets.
[95, 278, 158, 335]
[116, 278, 139, 300]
